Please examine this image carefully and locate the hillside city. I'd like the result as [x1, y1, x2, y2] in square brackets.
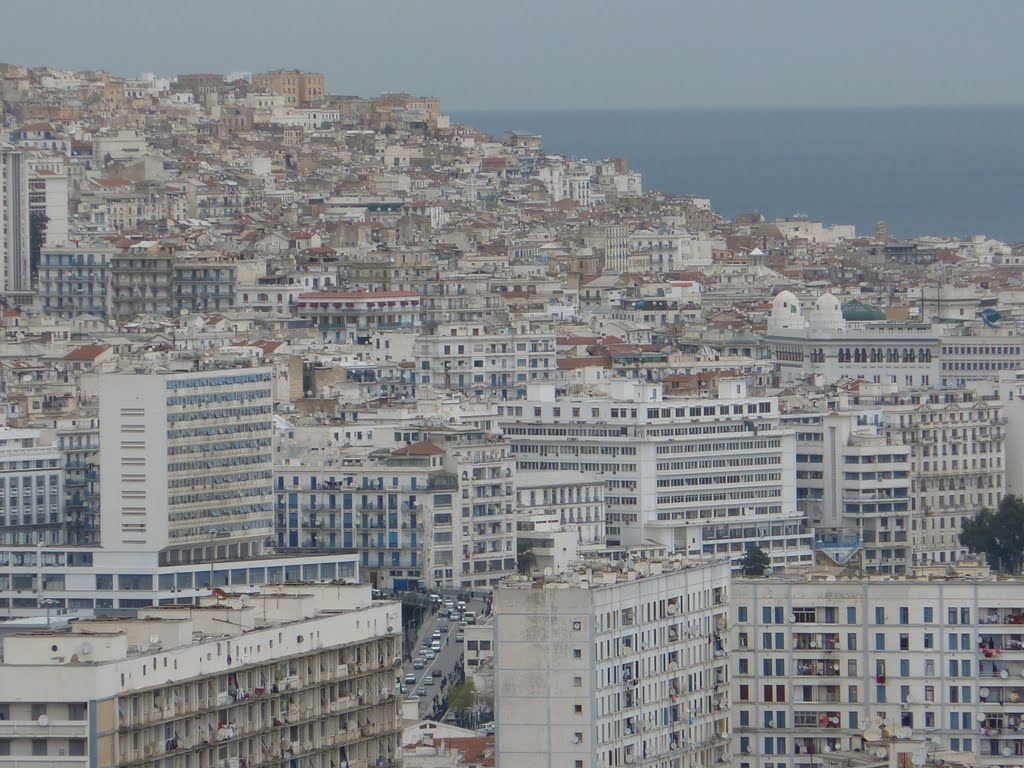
[1, 63, 1023, 768]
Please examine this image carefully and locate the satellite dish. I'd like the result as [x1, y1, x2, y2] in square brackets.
[212, 587, 228, 600]
[871, 715, 884, 728]
[883, 717, 893, 727]
[149, 634, 160, 646]
[788, 613, 797, 623]
[37, 715, 49, 726]
[543, 567, 553, 577]
[863, 726, 883, 742]
[1001, 669, 1009, 679]
[79, 641, 93, 655]
[823, 746, 831, 753]
[825, 574, 837, 582]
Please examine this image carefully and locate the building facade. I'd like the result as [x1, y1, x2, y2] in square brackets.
[0, 428, 63, 546]
[0, 582, 403, 768]
[37, 244, 112, 318]
[494, 557, 732, 768]
[0, 146, 30, 294]
[499, 379, 813, 570]
[98, 365, 275, 566]
[732, 571, 1024, 768]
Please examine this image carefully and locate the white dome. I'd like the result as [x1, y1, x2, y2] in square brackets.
[770, 290, 805, 331]
[810, 292, 846, 331]
[814, 293, 841, 313]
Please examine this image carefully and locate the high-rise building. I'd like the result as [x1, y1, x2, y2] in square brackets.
[494, 557, 732, 768]
[499, 379, 814, 570]
[98, 365, 275, 566]
[0, 145, 30, 294]
[0, 582, 403, 768]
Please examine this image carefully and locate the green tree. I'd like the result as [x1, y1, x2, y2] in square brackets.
[447, 680, 478, 718]
[29, 210, 48, 282]
[961, 495, 1024, 573]
[740, 546, 771, 577]
[517, 539, 536, 575]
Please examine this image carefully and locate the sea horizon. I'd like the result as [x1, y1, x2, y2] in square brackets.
[453, 104, 1024, 243]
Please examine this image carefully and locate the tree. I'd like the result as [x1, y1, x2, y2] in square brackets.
[447, 680, 478, 719]
[961, 495, 1024, 574]
[740, 546, 771, 577]
[29, 210, 48, 282]
[517, 539, 536, 575]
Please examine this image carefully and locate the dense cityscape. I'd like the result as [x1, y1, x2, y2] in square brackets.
[1, 62, 1023, 768]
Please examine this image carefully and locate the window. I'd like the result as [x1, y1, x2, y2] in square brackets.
[899, 607, 909, 624]
[739, 684, 749, 701]
[847, 606, 857, 624]
[924, 633, 934, 649]
[739, 658, 749, 675]
[875, 607, 885, 624]
[738, 606, 748, 623]
[573, 649, 582, 659]
[900, 633, 910, 651]
[900, 659, 910, 677]
[923, 606, 934, 623]
[875, 633, 885, 651]
[573, 704, 582, 714]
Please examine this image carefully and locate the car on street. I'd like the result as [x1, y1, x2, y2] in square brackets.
[423, 676, 435, 686]
[438, 621, 449, 631]
[455, 632, 464, 643]
[432, 669, 442, 680]
[424, 650, 436, 660]
[416, 687, 427, 697]
[438, 607, 450, 618]
[405, 673, 416, 685]
[431, 640, 442, 652]
[419, 647, 430, 656]
[413, 658, 425, 669]
[432, 630, 442, 640]
[459, 621, 468, 629]
[457, 601, 467, 611]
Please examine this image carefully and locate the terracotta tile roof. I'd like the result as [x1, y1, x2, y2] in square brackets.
[63, 344, 110, 362]
[391, 440, 444, 456]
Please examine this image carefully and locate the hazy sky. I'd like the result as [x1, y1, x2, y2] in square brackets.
[4, 0, 1023, 110]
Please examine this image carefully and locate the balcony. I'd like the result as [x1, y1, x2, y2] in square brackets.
[0, 720, 87, 738]
[426, 473, 458, 490]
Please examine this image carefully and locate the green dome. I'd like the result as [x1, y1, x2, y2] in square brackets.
[842, 299, 886, 322]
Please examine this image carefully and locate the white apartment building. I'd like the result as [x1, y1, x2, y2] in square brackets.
[870, 388, 1006, 566]
[276, 426, 518, 592]
[516, 469, 607, 547]
[939, 328, 1024, 388]
[732, 570, 1024, 768]
[0, 582, 403, 768]
[782, 410, 913, 574]
[0, 428, 63, 547]
[629, 230, 712, 272]
[26, 154, 69, 247]
[414, 322, 558, 401]
[37, 243, 112, 319]
[97, 365, 275, 566]
[499, 379, 813, 570]
[0, 145, 30, 294]
[494, 557, 732, 768]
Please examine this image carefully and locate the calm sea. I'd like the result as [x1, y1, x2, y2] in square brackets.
[453, 107, 1024, 242]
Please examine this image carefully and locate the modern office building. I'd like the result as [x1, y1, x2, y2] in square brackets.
[731, 569, 1024, 768]
[0, 582, 403, 768]
[494, 557, 732, 768]
[98, 365, 275, 566]
[499, 379, 813, 569]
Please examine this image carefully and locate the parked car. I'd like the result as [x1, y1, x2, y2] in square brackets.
[405, 673, 416, 685]
[413, 658, 425, 669]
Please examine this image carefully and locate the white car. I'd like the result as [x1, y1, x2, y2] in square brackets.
[431, 640, 442, 652]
